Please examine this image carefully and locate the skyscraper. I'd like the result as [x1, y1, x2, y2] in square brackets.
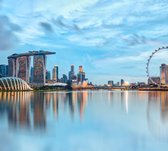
[52, 65, 58, 82]
[33, 55, 46, 84]
[8, 58, 16, 77]
[8, 51, 55, 85]
[60, 74, 68, 83]
[69, 65, 76, 81]
[17, 56, 31, 82]
[79, 66, 83, 72]
[77, 66, 86, 84]
[46, 70, 51, 81]
[8, 56, 30, 82]
[160, 64, 168, 85]
[121, 79, 124, 86]
[0, 64, 8, 77]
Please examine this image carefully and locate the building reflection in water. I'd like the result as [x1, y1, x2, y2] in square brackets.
[148, 91, 168, 139]
[6, 92, 32, 129]
[1, 90, 168, 139]
[52, 93, 59, 119]
[107, 91, 113, 105]
[32, 93, 46, 130]
[77, 91, 88, 119]
[0, 91, 88, 130]
[120, 91, 129, 113]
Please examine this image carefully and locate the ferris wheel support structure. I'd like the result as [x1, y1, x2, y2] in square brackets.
[146, 46, 168, 86]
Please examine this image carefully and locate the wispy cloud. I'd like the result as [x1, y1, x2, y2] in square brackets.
[1, 0, 168, 83]
[2, 0, 168, 49]
[92, 51, 152, 66]
[121, 34, 162, 46]
[52, 16, 80, 32]
[0, 15, 21, 51]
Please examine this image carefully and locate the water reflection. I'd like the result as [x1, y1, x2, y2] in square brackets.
[1, 91, 168, 138]
[148, 91, 168, 140]
[1, 91, 168, 151]
[0, 91, 88, 130]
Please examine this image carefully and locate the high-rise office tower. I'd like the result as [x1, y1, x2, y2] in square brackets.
[0, 64, 8, 77]
[160, 64, 168, 84]
[33, 55, 46, 84]
[121, 79, 124, 86]
[69, 65, 76, 81]
[79, 66, 83, 72]
[77, 66, 85, 84]
[52, 65, 58, 81]
[61, 74, 68, 83]
[46, 70, 51, 81]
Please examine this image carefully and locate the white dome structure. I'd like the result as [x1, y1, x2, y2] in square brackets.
[0, 77, 33, 91]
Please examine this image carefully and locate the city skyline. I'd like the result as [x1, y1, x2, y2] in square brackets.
[1, 0, 168, 84]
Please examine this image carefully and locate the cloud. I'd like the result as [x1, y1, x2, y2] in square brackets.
[121, 34, 161, 46]
[93, 51, 152, 66]
[52, 16, 80, 32]
[2, 0, 168, 49]
[122, 34, 146, 46]
[1, 0, 168, 83]
[0, 15, 21, 51]
[39, 22, 53, 33]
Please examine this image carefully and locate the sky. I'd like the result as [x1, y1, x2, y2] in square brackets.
[0, 0, 168, 84]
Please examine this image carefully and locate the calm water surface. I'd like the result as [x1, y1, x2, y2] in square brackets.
[0, 90, 168, 151]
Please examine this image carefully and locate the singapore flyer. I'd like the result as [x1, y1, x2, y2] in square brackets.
[146, 46, 168, 87]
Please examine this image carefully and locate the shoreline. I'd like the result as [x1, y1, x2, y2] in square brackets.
[1, 87, 168, 92]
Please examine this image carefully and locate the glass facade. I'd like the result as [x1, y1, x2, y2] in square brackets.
[0, 64, 8, 77]
[33, 55, 46, 84]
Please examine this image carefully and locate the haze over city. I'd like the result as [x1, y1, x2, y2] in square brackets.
[1, 0, 168, 84]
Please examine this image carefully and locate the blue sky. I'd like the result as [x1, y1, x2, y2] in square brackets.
[0, 0, 168, 84]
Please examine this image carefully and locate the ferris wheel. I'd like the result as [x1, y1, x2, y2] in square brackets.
[146, 46, 168, 86]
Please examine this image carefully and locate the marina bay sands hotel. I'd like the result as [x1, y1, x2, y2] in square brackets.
[8, 50, 55, 86]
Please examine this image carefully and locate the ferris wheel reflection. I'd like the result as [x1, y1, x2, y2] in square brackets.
[147, 91, 168, 140]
